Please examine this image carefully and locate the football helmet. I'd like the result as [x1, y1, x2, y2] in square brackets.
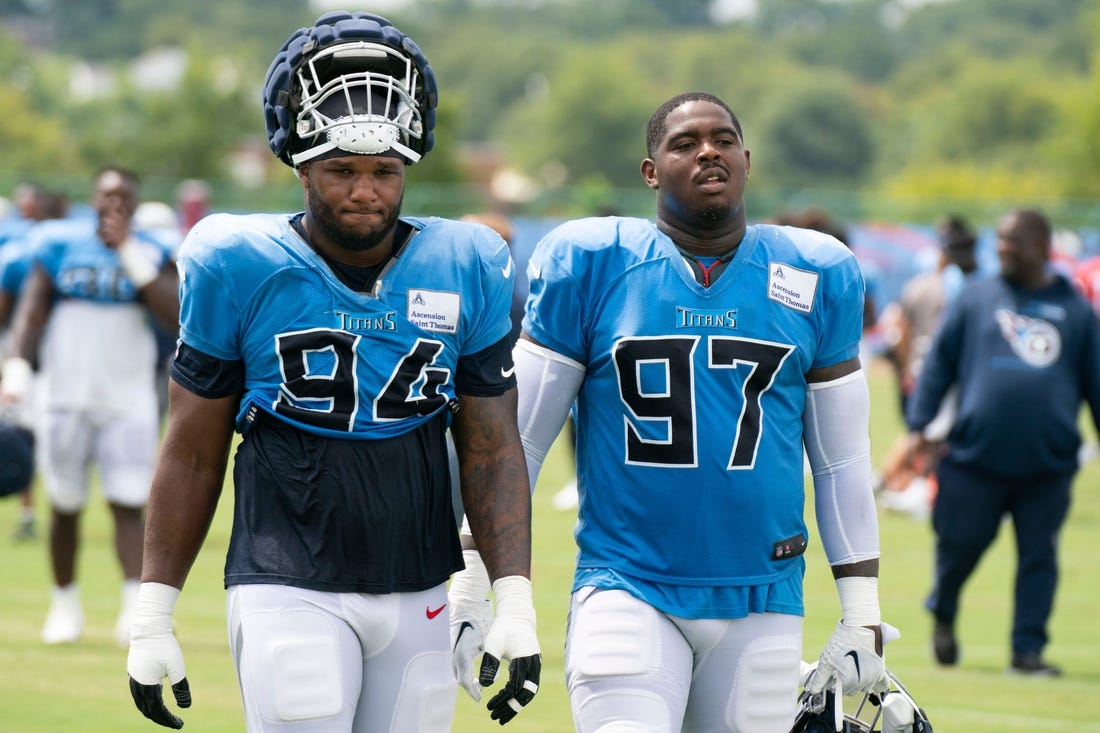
[263, 11, 438, 168]
[791, 664, 932, 733]
[0, 416, 34, 497]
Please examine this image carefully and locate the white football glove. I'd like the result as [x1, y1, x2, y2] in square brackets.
[806, 620, 896, 696]
[449, 549, 494, 702]
[479, 576, 541, 725]
[126, 583, 191, 729]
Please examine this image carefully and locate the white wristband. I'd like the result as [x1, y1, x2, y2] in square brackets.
[117, 237, 161, 289]
[131, 582, 181, 634]
[1, 356, 32, 400]
[449, 550, 491, 604]
[492, 576, 535, 623]
[836, 576, 881, 626]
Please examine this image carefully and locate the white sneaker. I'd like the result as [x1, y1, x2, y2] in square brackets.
[552, 479, 579, 511]
[115, 579, 141, 647]
[42, 585, 83, 644]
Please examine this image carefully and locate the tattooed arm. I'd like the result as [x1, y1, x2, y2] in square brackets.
[450, 388, 532, 581]
[449, 388, 541, 722]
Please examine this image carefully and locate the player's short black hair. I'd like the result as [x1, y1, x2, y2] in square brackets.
[646, 92, 742, 158]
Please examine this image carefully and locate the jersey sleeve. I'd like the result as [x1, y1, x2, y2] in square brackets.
[811, 248, 866, 369]
[522, 224, 589, 362]
[460, 222, 516, 356]
[176, 217, 245, 361]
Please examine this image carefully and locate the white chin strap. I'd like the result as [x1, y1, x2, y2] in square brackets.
[291, 117, 421, 166]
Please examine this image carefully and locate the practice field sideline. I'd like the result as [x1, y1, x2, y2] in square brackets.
[0, 359, 1097, 732]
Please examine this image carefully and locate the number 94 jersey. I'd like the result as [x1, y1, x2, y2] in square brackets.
[177, 213, 514, 438]
[523, 217, 865, 605]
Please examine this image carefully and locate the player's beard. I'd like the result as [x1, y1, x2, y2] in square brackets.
[308, 181, 403, 253]
[692, 200, 731, 227]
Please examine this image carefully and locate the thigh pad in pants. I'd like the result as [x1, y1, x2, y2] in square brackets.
[566, 588, 687, 733]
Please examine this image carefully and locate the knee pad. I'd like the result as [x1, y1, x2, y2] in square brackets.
[729, 635, 801, 733]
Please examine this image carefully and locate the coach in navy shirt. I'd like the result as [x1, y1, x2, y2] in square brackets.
[906, 208, 1100, 676]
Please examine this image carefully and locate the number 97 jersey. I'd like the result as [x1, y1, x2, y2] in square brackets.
[176, 213, 514, 439]
[523, 217, 865, 598]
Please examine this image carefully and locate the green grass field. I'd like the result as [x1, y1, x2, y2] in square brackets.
[1, 359, 1098, 732]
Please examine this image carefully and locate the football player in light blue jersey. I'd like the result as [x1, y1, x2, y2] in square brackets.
[0, 186, 69, 543]
[124, 11, 539, 732]
[0, 236, 41, 541]
[1, 166, 179, 650]
[450, 92, 894, 732]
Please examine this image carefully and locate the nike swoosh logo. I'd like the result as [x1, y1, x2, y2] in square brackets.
[844, 650, 861, 679]
[501, 365, 516, 379]
[426, 604, 446, 620]
[501, 258, 513, 278]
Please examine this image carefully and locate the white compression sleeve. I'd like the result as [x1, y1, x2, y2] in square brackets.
[514, 339, 585, 494]
[803, 369, 880, 566]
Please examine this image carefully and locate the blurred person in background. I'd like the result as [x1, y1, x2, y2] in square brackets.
[905, 208, 1100, 676]
[0, 185, 69, 542]
[0, 166, 179, 646]
[0, 183, 45, 248]
[876, 215, 978, 519]
[1073, 251, 1100, 317]
[133, 200, 184, 420]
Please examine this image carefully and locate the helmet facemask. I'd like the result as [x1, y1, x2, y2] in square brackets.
[290, 40, 425, 166]
[791, 667, 933, 733]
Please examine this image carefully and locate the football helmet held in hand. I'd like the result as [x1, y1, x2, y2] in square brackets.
[0, 415, 34, 497]
[791, 665, 932, 733]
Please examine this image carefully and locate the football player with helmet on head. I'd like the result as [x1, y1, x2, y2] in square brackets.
[125, 11, 539, 731]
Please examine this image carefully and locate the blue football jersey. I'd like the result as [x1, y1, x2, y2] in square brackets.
[524, 217, 865, 617]
[177, 213, 514, 438]
[29, 218, 171, 304]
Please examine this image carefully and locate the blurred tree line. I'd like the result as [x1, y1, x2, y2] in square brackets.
[1, 0, 1099, 225]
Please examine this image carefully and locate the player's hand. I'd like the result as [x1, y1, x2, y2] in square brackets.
[806, 620, 895, 696]
[97, 203, 131, 249]
[478, 576, 541, 725]
[126, 583, 191, 729]
[449, 550, 494, 702]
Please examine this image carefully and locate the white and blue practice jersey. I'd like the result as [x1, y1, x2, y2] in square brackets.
[524, 217, 865, 618]
[177, 213, 515, 438]
[31, 217, 171, 304]
[26, 218, 172, 413]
